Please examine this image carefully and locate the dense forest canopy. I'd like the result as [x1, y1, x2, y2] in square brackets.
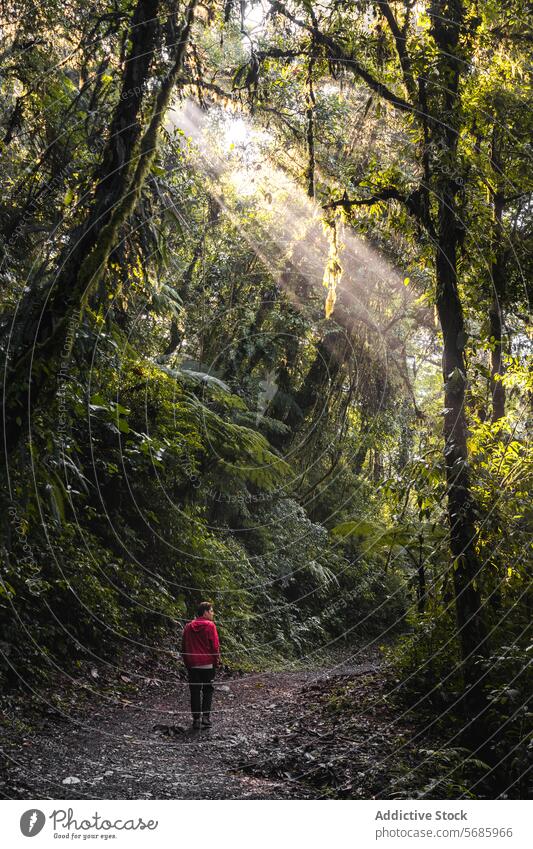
[0, 0, 531, 798]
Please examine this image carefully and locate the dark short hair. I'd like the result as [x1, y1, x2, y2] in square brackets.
[197, 601, 213, 617]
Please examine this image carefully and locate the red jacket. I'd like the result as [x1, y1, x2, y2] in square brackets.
[181, 617, 221, 668]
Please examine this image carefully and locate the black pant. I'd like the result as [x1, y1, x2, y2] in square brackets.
[188, 667, 215, 720]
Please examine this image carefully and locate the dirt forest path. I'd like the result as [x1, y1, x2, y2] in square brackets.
[3, 648, 425, 800]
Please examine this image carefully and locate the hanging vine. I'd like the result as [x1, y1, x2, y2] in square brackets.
[322, 212, 343, 320]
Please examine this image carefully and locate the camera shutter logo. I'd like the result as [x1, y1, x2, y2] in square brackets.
[20, 809, 46, 837]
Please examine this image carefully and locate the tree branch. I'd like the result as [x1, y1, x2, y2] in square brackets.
[374, 0, 417, 102]
[269, 1, 417, 119]
[324, 187, 407, 210]
[324, 186, 437, 240]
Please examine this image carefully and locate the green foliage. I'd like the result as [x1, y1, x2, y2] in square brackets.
[0, 0, 531, 801]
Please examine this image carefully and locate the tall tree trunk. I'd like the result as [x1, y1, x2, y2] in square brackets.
[417, 559, 427, 615]
[489, 191, 506, 422]
[435, 190, 488, 705]
[428, 0, 488, 721]
[165, 235, 205, 356]
[268, 330, 300, 448]
[305, 56, 316, 198]
[283, 328, 348, 437]
[226, 284, 279, 378]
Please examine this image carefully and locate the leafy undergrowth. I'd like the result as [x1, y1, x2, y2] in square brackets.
[237, 666, 501, 799]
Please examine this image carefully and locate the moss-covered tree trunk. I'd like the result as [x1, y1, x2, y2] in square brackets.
[430, 0, 488, 715]
[2, 0, 198, 456]
[489, 191, 506, 422]
[435, 190, 488, 698]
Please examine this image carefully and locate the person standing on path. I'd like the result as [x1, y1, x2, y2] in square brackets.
[181, 601, 221, 729]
